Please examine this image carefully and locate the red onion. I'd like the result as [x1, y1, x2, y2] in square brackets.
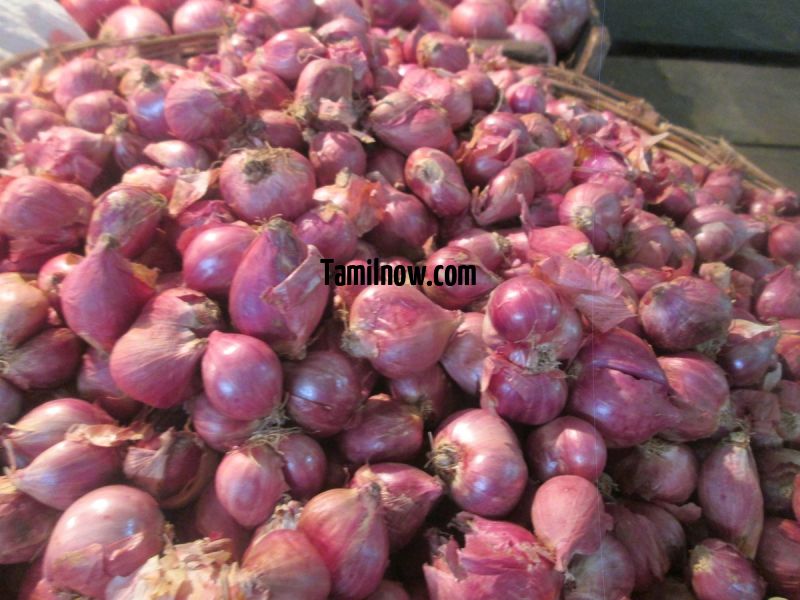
[86, 184, 166, 259]
[557, 183, 622, 254]
[344, 285, 459, 378]
[507, 24, 556, 64]
[415, 32, 469, 72]
[698, 433, 764, 558]
[231, 109, 304, 151]
[100, 5, 171, 41]
[309, 131, 367, 185]
[188, 392, 260, 452]
[216, 443, 288, 528]
[126, 67, 174, 141]
[254, 30, 326, 85]
[689, 538, 765, 600]
[607, 501, 678, 592]
[405, 147, 470, 217]
[657, 352, 729, 442]
[164, 72, 246, 141]
[286, 349, 364, 437]
[0, 379, 22, 425]
[795, 474, 800, 520]
[229, 218, 328, 358]
[369, 0, 420, 28]
[53, 58, 115, 110]
[181, 223, 254, 297]
[682, 204, 749, 262]
[239, 527, 331, 600]
[298, 486, 389, 599]
[142, 140, 210, 169]
[295, 205, 357, 262]
[338, 393, 423, 465]
[294, 58, 354, 112]
[527, 225, 592, 262]
[767, 220, 800, 265]
[202, 331, 282, 420]
[350, 463, 444, 550]
[531, 475, 611, 571]
[454, 69, 498, 111]
[2, 327, 83, 390]
[481, 353, 567, 424]
[756, 447, 800, 516]
[563, 534, 635, 600]
[123, 428, 215, 509]
[0, 478, 60, 565]
[486, 274, 560, 342]
[421, 246, 499, 308]
[313, 173, 385, 236]
[516, 0, 590, 50]
[439, 312, 487, 396]
[367, 186, 437, 259]
[447, 228, 509, 271]
[9, 433, 121, 511]
[640, 276, 733, 351]
[65, 90, 127, 133]
[172, 0, 225, 34]
[389, 364, 453, 425]
[236, 71, 292, 111]
[368, 91, 456, 156]
[756, 518, 800, 597]
[110, 288, 222, 408]
[431, 409, 527, 517]
[367, 147, 407, 188]
[255, 0, 316, 28]
[449, 0, 512, 37]
[717, 318, 780, 387]
[400, 68, 473, 130]
[61, 0, 127, 36]
[778, 320, 800, 380]
[61, 238, 155, 352]
[506, 77, 546, 114]
[24, 126, 111, 188]
[0, 273, 48, 351]
[220, 148, 315, 223]
[43, 485, 164, 597]
[525, 416, 606, 482]
[613, 440, 698, 504]
[756, 266, 800, 321]
[460, 132, 520, 188]
[273, 432, 327, 500]
[13, 108, 66, 143]
[191, 483, 250, 559]
[522, 146, 575, 193]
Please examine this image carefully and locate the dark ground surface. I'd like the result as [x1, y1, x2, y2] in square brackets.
[591, 0, 800, 189]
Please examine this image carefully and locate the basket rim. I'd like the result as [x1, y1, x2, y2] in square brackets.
[0, 26, 787, 192]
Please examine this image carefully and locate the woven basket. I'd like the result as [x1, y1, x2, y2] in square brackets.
[0, 23, 785, 191]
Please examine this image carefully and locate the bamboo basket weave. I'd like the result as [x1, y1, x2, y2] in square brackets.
[0, 23, 786, 192]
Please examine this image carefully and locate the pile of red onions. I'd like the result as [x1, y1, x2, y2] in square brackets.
[0, 0, 797, 596]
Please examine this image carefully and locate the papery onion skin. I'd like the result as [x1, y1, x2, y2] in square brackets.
[201, 331, 282, 421]
[0, 479, 60, 564]
[756, 518, 800, 598]
[215, 444, 289, 528]
[228, 218, 329, 358]
[698, 433, 764, 559]
[43, 485, 164, 598]
[531, 474, 612, 571]
[298, 486, 390, 600]
[639, 276, 733, 351]
[338, 393, 424, 465]
[431, 408, 527, 517]
[367, 91, 456, 156]
[525, 416, 606, 482]
[425, 511, 562, 600]
[350, 463, 445, 551]
[344, 285, 460, 379]
[190, 483, 250, 560]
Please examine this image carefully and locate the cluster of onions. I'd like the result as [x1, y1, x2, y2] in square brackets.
[0, 0, 797, 597]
